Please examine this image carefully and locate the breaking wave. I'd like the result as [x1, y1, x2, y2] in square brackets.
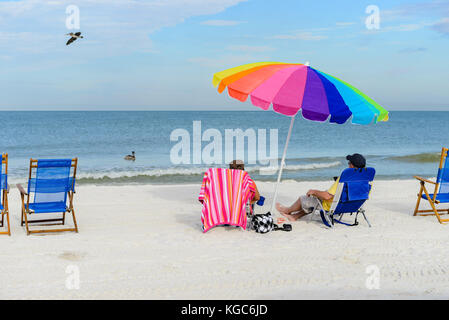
[75, 161, 342, 184]
[388, 152, 441, 163]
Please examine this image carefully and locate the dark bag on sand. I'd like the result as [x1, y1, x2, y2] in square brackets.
[250, 212, 293, 233]
[251, 212, 274, 233]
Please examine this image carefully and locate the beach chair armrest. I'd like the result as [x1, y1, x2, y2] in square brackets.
[16, 183, 28, 196]
[414, 176, 436, 185]
[311, 195, 325, 214]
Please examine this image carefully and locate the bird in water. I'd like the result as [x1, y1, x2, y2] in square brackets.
[124, 151, 135, 161]
[66, 32, 83, 46]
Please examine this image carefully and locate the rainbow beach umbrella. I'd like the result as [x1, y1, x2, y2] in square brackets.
[213, 61, 389, 214]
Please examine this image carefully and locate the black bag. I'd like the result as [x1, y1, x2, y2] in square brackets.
[250, 212, 274, 233]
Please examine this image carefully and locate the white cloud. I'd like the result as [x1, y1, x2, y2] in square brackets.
[0, 0, 248, 56]
[381, 0, 449, 21]
[378, 0, 449, 36]
[432, 18, 449, 35]
[362, 22, 434, 34]
[387, 23, 426, 31]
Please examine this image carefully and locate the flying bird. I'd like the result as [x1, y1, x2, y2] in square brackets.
[66, 32, 83, 46]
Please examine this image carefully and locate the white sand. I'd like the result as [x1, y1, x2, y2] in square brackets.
[1, 179, 449, 300]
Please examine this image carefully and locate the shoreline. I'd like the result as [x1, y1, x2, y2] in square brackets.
[6, 176, 437, 188]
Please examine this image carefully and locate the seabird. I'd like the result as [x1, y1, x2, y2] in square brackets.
[66, 32, 83, 46]
[124, 151, 136, 161]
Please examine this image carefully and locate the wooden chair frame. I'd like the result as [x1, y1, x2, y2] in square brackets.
[413, 147, 449, 224]
[17, 158, 79, 235]
[0, 153, 10, 236]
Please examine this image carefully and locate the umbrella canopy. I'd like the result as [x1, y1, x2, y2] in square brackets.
[213, 61, 388, 124]
[212, 61, 389, 214]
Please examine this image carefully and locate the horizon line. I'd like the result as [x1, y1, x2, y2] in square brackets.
[0, 108, 448, 112]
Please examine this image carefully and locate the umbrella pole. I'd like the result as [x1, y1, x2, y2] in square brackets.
[270, 114, 296, 214]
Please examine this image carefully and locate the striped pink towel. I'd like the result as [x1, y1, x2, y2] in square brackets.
[199, 168, 256, 233]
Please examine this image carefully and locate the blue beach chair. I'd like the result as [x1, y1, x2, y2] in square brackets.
[313, 167, 376, 228]
[17, 158, 78, 235]
[0, 153, 10, 236]
[414, 147, 449, 224]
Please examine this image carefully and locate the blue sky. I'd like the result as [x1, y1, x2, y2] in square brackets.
[0, 0, 448, 110]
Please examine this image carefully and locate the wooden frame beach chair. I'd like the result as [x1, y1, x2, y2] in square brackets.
[414, 147, 449, 224]
[17, 158, 78, 235]
[0, 153, 10, 236]
[311, 167, 376, 228]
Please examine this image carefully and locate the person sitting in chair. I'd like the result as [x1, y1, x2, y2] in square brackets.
[276, 154, 366, 222]
[229, 160, 261, 204]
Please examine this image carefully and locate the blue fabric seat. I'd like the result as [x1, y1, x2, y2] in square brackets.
[28, 201, 67, 213]
[1, 173, 6, 190]
[19, 158, 79, 235]
[414, 148, 449, 224]
[0, 172, 4, 212]
[26, 159, 74, 214]
[421, 193, 449, 203]
[0, 154, 10, 236]
[316, 167, 376, 228]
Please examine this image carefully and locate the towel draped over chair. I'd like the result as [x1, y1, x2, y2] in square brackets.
[199, 168, 256, 232]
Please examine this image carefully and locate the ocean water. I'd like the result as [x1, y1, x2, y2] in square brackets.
[0, 111, 447, 185]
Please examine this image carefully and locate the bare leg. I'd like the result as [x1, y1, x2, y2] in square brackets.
[276, 198, 308, 222]
[280, 210, 309, 222]
[289, 211, 310, 221]
[276, 197, 302, 215]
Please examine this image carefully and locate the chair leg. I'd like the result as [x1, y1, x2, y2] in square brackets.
[20, 198, 31, 235]
[5, 194, 10, 236]
[413, 184, 424, 216]
[320, 210, 333, 228]
[21, 207, 77, 235]
[0, 212, 10, 236]
[23, 211, 31, 235]
[361, 211, 372, 227]
[7, 212, 10, 236]
[2, 212, 10, 236]
[70, 208, 79, 233]
[7, 195, 10, 235]
[20, 203, 25, 226]
[422, 186, 444, 224]
[0, 213, 4, 234]
[68, 191, 78, 232]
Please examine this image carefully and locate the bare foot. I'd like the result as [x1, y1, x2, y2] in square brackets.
[275, 203, 290, 215]
[280, 211, 298, 222]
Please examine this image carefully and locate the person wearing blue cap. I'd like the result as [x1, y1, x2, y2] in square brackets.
[276, 153, 366, 221]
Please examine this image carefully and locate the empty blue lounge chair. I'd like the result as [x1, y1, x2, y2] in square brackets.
[17, 158, 78, 235]
[414, 147, 449, 224]
[0, 153, 10, 236]
[312, 167, 376, 228]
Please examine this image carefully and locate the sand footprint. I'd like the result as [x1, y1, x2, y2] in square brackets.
[58, 251, 86, 261]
